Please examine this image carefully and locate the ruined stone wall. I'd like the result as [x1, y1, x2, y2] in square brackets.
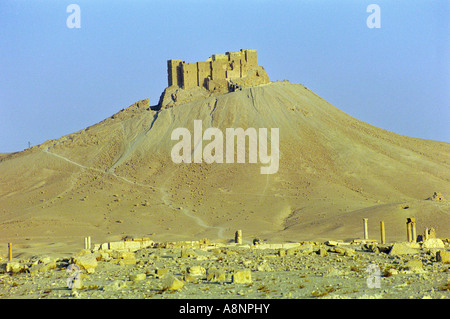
[167, 59, 182, 87]
[244, 50, 257, 69]
[211, 59, 227, 81]
[226, 51, 243, 79]
[242, 49, 257, 77]
[196, 61, 211, 88]
[181, 62, 197, 90]
[166, 49, 264, 92]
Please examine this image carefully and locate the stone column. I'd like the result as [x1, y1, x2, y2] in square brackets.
[363, 218, 369, 240]
[406, 219, 412, 242]
[411, 218, 416, 243]
[235, 230, 242, 244]
[380, 221, 386, 244]
[8, 243, 12, 261]
[406, 218, 417, 242]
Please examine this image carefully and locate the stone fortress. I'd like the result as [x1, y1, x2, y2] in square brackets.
[159, 49, 270, 108]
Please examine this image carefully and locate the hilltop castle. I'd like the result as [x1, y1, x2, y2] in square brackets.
[159, 49, 270, 108]
[166, 49, 269, 94]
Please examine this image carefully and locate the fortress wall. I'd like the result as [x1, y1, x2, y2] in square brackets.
[240, 49, 256, 78]
[167, 59, 182, 87]
[226, 51, 243, 80]
[182, 62, 198, 89]
[167, 49, 262, 91]
[244, 49, 257, 68]
[227, 60, 241, 79]
[211, 59, 227, 81]
[197, 61, 211, 88]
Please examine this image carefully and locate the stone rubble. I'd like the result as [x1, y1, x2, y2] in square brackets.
[0, 238, 449, 299]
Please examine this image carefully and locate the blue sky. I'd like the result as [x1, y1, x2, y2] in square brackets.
[0, 0, 449, 152]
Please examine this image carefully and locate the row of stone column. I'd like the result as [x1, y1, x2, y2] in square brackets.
[3, 220, 433, 261]
[363, 217, 430, 244]
[235, 218, 429, 245]
[84, 236, 91, 250]
[363, 218, 386, 243]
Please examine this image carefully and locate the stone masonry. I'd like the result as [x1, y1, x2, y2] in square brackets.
[166, 49, 270, 93]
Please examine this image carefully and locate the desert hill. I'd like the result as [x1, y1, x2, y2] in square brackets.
[1, 81, 449, 256]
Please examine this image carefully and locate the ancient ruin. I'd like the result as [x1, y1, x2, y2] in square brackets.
[406, 218, 417, 243]
[159, 49, 270, 108]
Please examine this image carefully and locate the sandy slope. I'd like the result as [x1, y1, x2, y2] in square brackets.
[1, 81, 449, 256]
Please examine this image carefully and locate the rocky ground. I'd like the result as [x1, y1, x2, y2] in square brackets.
[1, 239, 449, 300]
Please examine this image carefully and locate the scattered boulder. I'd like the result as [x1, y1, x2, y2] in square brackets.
[72, 253, 98, 273]
[102, 280, 127, 292]
[298, 244, 315, 255]
[436, 250, 450, 264]
[28, 260, 57, 273]
[184, 274, 199, 283]
[325, 240, 341, 246]
[377, 245, 392, 254]
[181, 249, 197, 258]
[241, 260, 252, 267]
[29, 255, 55, 265]
[402, 259, 423, 272]
[318, 247, 328, 257]
[389, 243, 419, 256]
[361, 243, 378, 253]
[1, 261, 27, 274]
[187, 266, 206, 277]
[285, 247, 298, 256]
[110, 251, 135, 260]
[286, 244, 314, 256]
[155, 268, 169, 277]
[163, 275, 184, 291]
[422, 238, 445, 249]
[384, 268, 398, 277]
[129, 273, 146, 281]
[232, 270, 252, 284]
[118, 259, 136, 266]
[73, 249, 91, 257]
[206, 268, 226, 282]
[331, 246, 355, 257]
[96, 252, 111, 262]
[105, 250, 136, 265]
[324, 267, 342, 277]
[278, 249, 287, 257]
[257, 263, 272, 272]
